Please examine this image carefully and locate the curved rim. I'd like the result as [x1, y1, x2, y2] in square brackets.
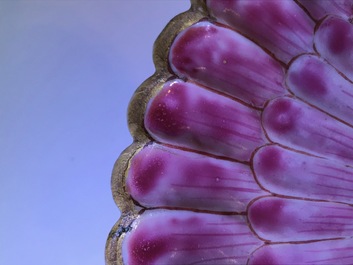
[106, 1, 209, 264]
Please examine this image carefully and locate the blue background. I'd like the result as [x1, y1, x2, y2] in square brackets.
[0, 1, 189, 264]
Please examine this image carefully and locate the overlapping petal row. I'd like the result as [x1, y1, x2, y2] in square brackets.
[111, 1, 353, 264]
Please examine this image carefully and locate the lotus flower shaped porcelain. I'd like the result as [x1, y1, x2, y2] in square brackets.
[106, 1, 353, 264]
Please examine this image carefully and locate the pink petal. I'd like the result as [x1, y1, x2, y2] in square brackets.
[263, 97, 353, 165]
[253, 145, 353, 204]
[127, 143, 267, 212]
[297, 0, 353, 20]
[248, 197, 353, 242]
[145, 80, 266, 161]
[169, 22, 286, 108]
[122, 210, 262, 265]
[206, 0, 314, 63]
[249, 238, 353, 265]
[315, 16, 353, 81]
[287, 54, 353, 126]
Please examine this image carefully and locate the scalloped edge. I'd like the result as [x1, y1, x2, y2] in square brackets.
[105, 1, 209, 264]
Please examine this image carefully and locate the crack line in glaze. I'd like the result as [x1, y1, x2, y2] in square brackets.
[106, 1, 353, 264]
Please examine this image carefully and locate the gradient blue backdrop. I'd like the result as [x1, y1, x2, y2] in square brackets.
[0, 1, 189, 264]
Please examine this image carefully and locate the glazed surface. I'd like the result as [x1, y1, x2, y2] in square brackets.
[107, 1, 353, 264]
